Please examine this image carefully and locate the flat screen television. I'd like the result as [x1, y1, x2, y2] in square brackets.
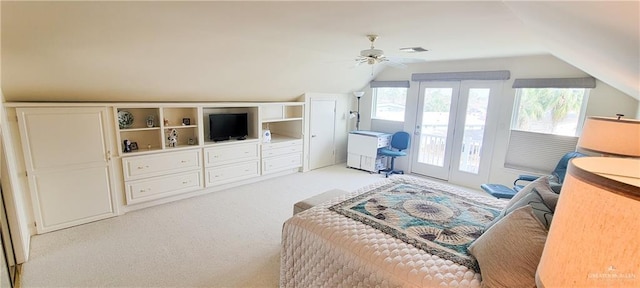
[209, 113, 249, 142]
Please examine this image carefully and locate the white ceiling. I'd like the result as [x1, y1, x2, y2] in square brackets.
[1, 1, 638, 102]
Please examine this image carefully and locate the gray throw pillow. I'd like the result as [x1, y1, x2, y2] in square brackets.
[468, 205, 548, 288]
[506, 175, 553, 207]
[485, 176, 555, 230]
[509, 188, 556, 229]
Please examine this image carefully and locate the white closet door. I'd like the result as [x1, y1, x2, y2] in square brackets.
[309, 99, 336, 170]
[17, 107, 116, 233]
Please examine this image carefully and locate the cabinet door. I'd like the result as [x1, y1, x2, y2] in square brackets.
[347, 153, 361, 169]
[361, 156, 376, 172]
[17, 107, 116, 233]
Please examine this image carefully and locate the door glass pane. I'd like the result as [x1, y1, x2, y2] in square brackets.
[417, 88, 452, 167]
[459, 88, 489, 174]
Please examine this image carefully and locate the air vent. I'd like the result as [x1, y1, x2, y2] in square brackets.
[399, 47, 428, 53]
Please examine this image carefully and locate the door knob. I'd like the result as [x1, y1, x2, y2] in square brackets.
[311, 135, 317, 138]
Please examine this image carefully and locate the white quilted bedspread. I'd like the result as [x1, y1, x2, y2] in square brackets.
[280, 176, 507, 288]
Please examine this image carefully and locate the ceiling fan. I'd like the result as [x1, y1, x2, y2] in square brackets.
[356, 35, 389, 66]
[355, 34, 425, 74]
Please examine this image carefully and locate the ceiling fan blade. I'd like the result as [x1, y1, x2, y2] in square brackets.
[386, 56, 426, 64]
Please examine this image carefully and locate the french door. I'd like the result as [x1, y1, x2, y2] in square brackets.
[410, 81, 500, 187]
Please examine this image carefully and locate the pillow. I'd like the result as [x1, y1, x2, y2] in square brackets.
[468, 205, 548, 288]
[485, 176, 556, 230]
[506, 175, 553, 208]
[500, 188, 557, 229]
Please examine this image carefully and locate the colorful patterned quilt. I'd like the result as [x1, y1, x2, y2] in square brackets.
[329, 179, 502, 272]
[281, 175, 507, 288]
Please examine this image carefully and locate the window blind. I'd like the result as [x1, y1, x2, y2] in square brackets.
[512, 77, 596, 88]
[411, 70, 510, 82]
[369, 81, 410, 88]
[504, 130, 579, 173]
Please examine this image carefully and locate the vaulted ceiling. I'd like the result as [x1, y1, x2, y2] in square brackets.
[2, 1, 638, 102]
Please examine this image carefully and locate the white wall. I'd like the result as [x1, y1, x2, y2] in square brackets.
[361, 54, 638, 189]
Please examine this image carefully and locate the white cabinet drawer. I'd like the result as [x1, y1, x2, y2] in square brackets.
[377, 135, 391, 148]
[204, 143, 259, 167]
[262, 144, 302, 158]
[125, 170, 203, 204]
[123, 149, 202, 181]
[205, 160, 260, 187]
[262, 153, 302, 174]
[262, 139, 303, 151]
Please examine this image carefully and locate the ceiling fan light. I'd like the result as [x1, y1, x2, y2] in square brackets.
[360, 48, 384, 57]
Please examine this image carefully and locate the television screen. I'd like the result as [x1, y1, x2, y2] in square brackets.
[209, 113, 248, 141]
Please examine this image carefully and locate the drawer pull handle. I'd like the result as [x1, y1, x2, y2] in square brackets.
[182, 181, 189, 184]
[181, 160, 188, 163]
[137, 165, 149, 170]
[140, 188, 150, 193]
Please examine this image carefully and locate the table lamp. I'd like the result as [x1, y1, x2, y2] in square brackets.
[536, 156, 640, 287]
[577, 115, 640, 157]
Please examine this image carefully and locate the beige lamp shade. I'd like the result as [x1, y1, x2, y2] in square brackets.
[536, 157, 640, 288]
[578, 116, 640, 157]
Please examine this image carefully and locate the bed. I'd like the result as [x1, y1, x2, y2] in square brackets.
[280, 175, 508, 287]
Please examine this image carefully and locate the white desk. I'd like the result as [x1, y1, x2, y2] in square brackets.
[347, 131, 392, 172]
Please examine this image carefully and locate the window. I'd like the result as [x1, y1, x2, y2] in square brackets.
[506, 84, 592, 173]
[512, 88, 589, 136]
[371, 87, 408, 121]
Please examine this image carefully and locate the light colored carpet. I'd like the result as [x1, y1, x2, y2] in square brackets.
[20, 164, 389, 287]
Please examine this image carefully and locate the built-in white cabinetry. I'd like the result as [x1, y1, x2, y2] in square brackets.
[262, 140, 303, 174]
[122, 149, 203, 204]
[347, 131, 392, 173]
[204, 142, 260, 186]
[11, 102, 306, 232]
[16, 107, 117, 233]
[260, 103, 304, 174]
[115, 106, 200, 156]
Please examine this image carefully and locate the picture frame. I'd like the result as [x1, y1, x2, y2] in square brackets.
[182, 118, 191, 126]
[130, 141, 139, 151]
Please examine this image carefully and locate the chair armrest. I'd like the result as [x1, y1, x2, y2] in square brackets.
[513, 174, 539, 187]
[517, 175, 539, 182]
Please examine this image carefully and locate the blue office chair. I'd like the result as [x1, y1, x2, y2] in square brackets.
[481, 151, 586, 199]
[513, 151, 586, 192]
[378, 131, 410, 178]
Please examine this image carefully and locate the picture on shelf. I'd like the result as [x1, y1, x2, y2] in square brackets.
[182, 118, 190, 125]
[130, 142, 139, 151]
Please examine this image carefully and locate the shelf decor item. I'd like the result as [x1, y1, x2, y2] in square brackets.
[123, 139, 131, 152]
[118, 110, 134, 129]
[130, 142, 139, 151]
[146, 115, 155, 128]
[167, 129, 178, 147]
[182, 118, 190, 126]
